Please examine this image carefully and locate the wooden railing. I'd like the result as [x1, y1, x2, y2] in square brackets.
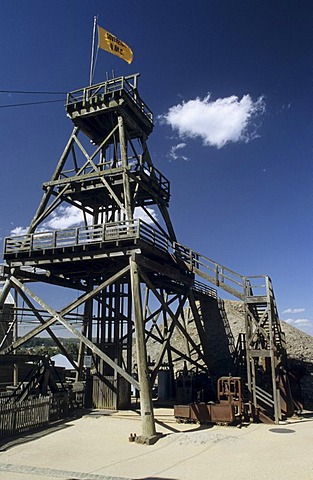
[139, 221, 171, 253]
[4, 221, 281, 310]
[42, 155, 170, 201]
[132, 157, 170, 198]
[3, 220, 250, 301]
[66, 73, 153, 123]
[4, 220, 140, 254]
[173, 242, 246, 300]
[4, 219, 175, 257]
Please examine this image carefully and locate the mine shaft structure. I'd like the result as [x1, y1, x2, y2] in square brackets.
[0, 73, 291, 431]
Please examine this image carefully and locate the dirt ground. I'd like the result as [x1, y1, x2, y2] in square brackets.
[0, 408, 312, 480]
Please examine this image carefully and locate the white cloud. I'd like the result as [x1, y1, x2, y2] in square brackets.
[43, 205, 90, 230]
[168, 143, 189, 161]
[160, 93, 265, 149]
[43, 205, 158, 228]
[134, 207, 157, 224]
[282, 308, 305, 314]
[294, 319, 311, 325]
[9, 205, 157, 237]
[10, 226, 28, 236]
[10, 205, 90, 236]
[284, 318, 311, 326]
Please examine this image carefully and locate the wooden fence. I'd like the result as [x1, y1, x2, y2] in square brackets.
[0, 393, 70, 439]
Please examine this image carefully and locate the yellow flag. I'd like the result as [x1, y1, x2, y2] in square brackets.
[98, 25, 133, 64]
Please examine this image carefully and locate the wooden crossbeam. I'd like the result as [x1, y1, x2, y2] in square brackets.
[2, 266, 130, 354]
[6, 272, 139, 390]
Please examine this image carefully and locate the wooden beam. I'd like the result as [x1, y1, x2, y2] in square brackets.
[136, 267, 206, 378]
[146, 327, 207, 373]
[136, 255, 193, 286]
[150, 294, 188, 384]
[2, 266, 130, 353]
[74, 133, 126, 213]
[130, 255, 156, 437]
[29, 126, 79, 232]
[11, 283, 79, 371]
[8, 275, 140, 390]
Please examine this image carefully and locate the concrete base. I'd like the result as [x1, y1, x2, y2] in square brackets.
[134, 432, 165, 445]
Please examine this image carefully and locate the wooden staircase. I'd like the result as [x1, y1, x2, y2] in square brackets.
[172, 244, 291, 423]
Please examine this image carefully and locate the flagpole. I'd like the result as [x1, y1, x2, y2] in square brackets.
[89, 16, 98, 86]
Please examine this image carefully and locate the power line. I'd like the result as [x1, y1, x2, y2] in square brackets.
[0, 99, 65, 109]
[0, 89, 66, 95]
[0, 89, 66, 108]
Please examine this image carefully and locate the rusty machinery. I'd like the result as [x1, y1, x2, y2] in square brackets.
[174, 376, 245, 426]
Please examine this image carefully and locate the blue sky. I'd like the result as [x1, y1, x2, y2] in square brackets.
[0, 0, 312, 335]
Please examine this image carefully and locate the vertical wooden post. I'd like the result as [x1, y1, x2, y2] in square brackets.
[266, 276, 280, 424]
[270, 351, 280, 424]
[118, 115, 133, 222]
[130, 255, 156, 439]
[244, 295, 253, 416]
[84, 278, 94, 409]
[13, 289, 18, 387]
[76, 278, 93, 393]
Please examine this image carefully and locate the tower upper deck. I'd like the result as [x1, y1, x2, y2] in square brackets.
[66, 73, 153, 144]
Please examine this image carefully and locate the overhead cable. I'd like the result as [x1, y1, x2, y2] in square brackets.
[0, 89, 66, 95]
[0, 99, 64, 109]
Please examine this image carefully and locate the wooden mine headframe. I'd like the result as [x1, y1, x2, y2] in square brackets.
[0, 74, 218, 437]
[0, 73, 292, 431]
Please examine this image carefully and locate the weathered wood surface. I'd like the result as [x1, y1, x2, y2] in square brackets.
[0, 393, 69, 439]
